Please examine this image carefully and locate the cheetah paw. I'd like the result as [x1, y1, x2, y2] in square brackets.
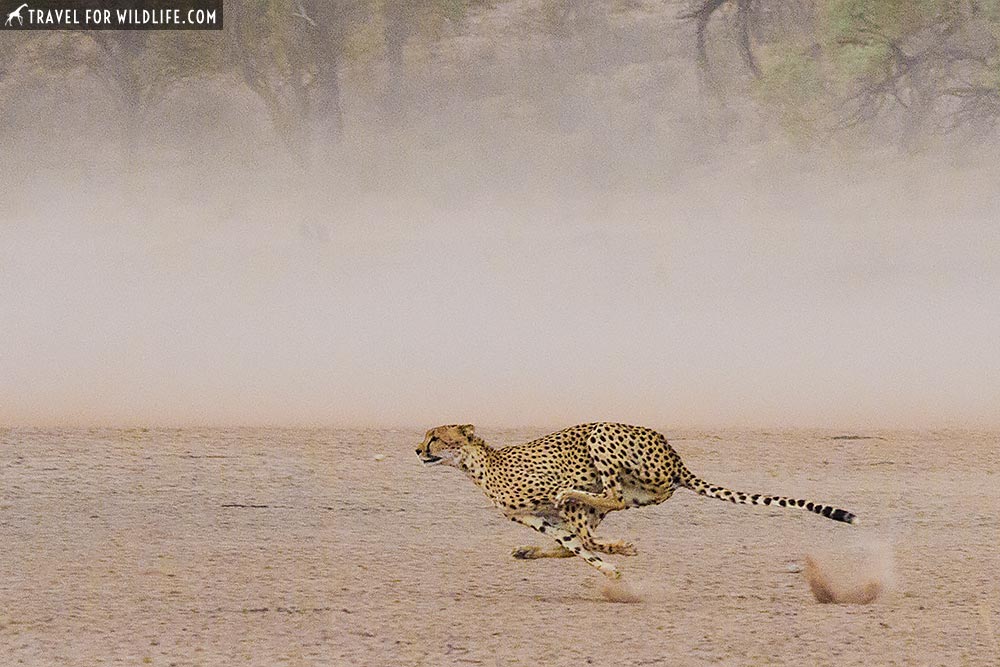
[611, 542, 638, 556]
[554, 489, 579, 508]
[512, 546, 539, 559]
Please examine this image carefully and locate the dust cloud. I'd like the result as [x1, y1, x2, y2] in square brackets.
[2, 5, 999, 430]
[599, 576, 646, 604]
[803, 538, 897, 604]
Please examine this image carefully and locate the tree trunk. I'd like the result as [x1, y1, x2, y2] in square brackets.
[382, 2, 408, 125]
[736, 0, 760, 78]
[305, 0, 343, 158]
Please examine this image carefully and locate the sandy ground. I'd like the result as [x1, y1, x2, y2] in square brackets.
[1, 426, 998, 666]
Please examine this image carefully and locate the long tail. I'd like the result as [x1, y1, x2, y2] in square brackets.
[680, 469, 858, 524]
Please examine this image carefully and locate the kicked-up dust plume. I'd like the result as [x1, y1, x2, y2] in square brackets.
[599, 576, 646, 604]
[803, 539, 897, 604]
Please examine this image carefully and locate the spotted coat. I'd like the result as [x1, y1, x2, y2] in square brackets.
[417, 422, 857, 578]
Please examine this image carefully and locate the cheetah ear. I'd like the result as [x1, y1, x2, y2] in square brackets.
[458, 424, 475, 438]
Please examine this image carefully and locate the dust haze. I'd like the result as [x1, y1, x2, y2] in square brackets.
[2, 3, 999, 429]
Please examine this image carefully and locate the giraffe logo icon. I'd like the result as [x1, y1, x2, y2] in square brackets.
[5, 3, 29, 26]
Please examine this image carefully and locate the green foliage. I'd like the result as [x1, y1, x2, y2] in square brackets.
[435, 0, 471, 23]
[828, 42, 889, 91]
[980, 0, 1000, 21]
[754, 42, 826, 139]
[342, 12, 384, 67]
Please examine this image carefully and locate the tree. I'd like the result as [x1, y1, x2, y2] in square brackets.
[227, 0, 348, 166]
[681, 0, 1000, 147]
[824, 0, 1000, 147]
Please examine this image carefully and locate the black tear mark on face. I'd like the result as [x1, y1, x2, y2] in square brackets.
[418, 434, 440, 458]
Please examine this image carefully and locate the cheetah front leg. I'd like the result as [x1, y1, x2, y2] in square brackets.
[556, 486, 626, 512]
[554, 469, 626, 512]
[507, 514, 622, 579]
[564, 504, 637, 556]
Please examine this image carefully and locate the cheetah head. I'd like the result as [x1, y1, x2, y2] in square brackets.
[416, 424, 475, 467]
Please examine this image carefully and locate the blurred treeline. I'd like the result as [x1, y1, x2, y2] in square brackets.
[2, 0, 999, 171]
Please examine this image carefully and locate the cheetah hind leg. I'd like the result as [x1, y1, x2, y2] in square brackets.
[511, 545, 575, 559]
[570, 506, 637, 556]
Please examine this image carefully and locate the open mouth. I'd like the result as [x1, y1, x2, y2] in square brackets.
[420, 455, 442, 465]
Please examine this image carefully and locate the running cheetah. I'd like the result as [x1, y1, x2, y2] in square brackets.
[416, 422, 857, 578]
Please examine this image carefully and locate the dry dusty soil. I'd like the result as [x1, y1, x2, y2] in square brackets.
[1, 427, 998, 666]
